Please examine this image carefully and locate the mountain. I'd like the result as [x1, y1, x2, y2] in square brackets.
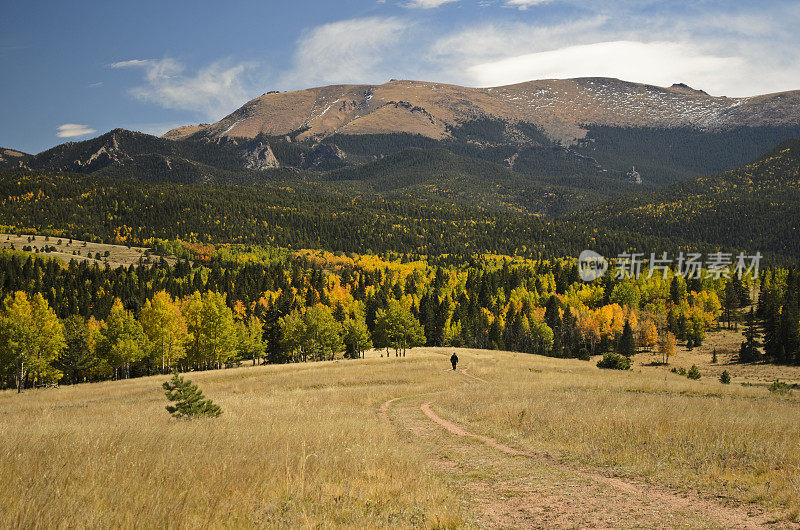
[2, 128, 342, 184]
[577, 138, 800, 257]
[1, 137, 798, 258]
[164, 78, 800, 145]
[160, 77, 800, 185]
[7, 76, 800, 196]
[0, 147, 30, 168]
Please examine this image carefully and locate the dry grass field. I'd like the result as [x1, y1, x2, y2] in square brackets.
[0, 233, 175, 267]
[634, 327, 800, 386]
[2, 343, 800, 528]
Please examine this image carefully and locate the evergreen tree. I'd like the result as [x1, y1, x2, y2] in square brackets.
[162, 371, 222, 419]
[739, 308, 761, 362]
[617, 319, 637, 357]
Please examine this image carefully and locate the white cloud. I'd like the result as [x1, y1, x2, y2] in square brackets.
[109, 59, 152, 69]
[430, 18, 607, 66]
[466, 40, 743, 90]
[56, 124, 97, 138]
[282, 17, 410, 87]
[427, 12, 800, 96]
[406, 0, 459, 7]
[111, 58, 254, 120]
[505, 0, 553, 9]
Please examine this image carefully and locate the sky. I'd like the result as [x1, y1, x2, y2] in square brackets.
[1, 0, 799, 154]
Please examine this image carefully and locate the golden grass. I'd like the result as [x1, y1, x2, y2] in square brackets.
[2, 340, 800, 527]
[436, 349, 800, 521]
[0, 358, 462, 528]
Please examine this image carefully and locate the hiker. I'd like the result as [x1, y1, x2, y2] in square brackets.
[450, 352, 458, 371]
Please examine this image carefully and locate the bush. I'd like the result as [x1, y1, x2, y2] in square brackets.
[162, 371, 222, 419]
[768, 379, 791, 395]
[687, 365, 702, 380]
[577, 347, 591, 361]
[719, 370, 731, 384]
[597, 352, 632, 370]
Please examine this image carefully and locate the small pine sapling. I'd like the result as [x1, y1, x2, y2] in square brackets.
[162, 370, 222, 418]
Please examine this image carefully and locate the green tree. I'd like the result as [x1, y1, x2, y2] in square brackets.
[722, 280, 740, 330]
[739, 307, 761, 362]
[184, 291, 239, 369]
[374, 300, 425, 356]
[98, 299, 147, 379]
[56, 315, 102, 384]
[529, 319, 554, 356]
[0, 291, 65, 392]
[162, 371, 222, 419]
[280, 309, 308, 362]
[342, 316, 372, 359]
[238, 315, 266, 365]
[617, 319, 637, 357]
[303, 305, 343, 361]
[140, 291, 188, 372]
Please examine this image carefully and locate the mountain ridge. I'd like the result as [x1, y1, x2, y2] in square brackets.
[164, 77, 800, 145]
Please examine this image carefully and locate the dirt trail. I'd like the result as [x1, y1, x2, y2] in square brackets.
[380, 367, 788, 529]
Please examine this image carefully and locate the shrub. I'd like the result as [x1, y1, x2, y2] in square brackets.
[768, 379, 791, 395]
[719, 370, 731, 384]
[596, 352, 632, 370]
[687, 365, 702, 380]
[162, 371, 222, 419]
[577, 347, 591, 361]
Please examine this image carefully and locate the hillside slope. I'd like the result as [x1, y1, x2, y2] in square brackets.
[577, 139, 800, 256]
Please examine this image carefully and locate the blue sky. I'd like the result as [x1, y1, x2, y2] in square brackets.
[2, 0, 799, 153]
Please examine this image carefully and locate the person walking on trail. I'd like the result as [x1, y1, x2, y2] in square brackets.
[450, 352, 458, 371]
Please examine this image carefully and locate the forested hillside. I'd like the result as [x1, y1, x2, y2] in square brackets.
[579, 139, 800, 257]
[1, 245, 747, 389]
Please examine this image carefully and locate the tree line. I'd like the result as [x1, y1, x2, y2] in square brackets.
[1, 246, 764, 391]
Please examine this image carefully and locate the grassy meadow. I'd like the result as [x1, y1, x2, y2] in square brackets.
[2, 345, 799, 528]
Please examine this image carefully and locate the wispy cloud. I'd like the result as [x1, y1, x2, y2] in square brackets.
[282, 17, 411, 87]
[56, 124, 96, 138]
[466, 40, 742, 88]
[505, 0, 553, 9]
[405, 0, 459, 8]
[109, 59, 152, 69]
[111, 58, 254, 120]
[427, 10, 800, 96]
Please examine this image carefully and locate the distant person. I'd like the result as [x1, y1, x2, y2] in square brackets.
[450, 352, 458, 371]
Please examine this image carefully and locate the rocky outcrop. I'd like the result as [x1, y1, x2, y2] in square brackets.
[242, 142, 280, 170]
